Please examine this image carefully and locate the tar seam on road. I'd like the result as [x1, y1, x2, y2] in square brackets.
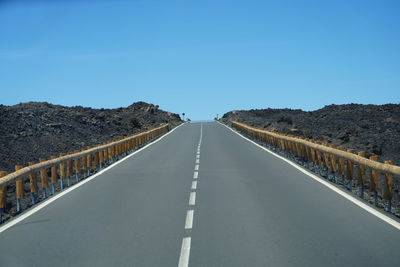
[218, 121, 400, 231]
[0, 123, 186, 234]
[178, 122, 202, 267]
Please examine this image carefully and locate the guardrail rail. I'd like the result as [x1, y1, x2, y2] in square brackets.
[230, 120, 400, 216]
[0, 124, 171, 223]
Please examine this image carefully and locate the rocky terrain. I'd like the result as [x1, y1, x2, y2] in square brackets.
[0, 101, 181, 172]
[221, 104, 400, 165]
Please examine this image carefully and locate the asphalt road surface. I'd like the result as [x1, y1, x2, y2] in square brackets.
[0, 122, 399, 266]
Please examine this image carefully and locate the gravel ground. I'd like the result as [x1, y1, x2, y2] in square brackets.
[0, 101, 181, 172]
[221, 104, 400, 165]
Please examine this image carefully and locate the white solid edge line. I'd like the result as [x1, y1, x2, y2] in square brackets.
[0, 123, 185, 234]
[193, 172, 198, 179]
[178, 237, 191, 267]
[218, 121, 400, 231]
[189, 192, 196, 206]
[185, 210, 194, 229]
[191, 181, 197, 190]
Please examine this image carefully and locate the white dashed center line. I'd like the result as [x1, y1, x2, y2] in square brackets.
[185, 210, 194, 230]
[191, 181, 197, 190]
[178, 237, 191, 267]
[178, 123, 202, 267]
[189, 192, 196, 206]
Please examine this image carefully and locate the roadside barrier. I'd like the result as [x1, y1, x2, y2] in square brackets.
[231, 121, 400, 214]
[0, 124, 170, 222]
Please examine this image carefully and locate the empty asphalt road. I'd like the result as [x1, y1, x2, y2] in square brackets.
[0, 122, 399, 266]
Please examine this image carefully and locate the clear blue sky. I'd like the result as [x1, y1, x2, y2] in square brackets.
[1, 0, 399, 120]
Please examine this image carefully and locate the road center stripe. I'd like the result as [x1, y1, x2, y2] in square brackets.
[191, 181, 197, 190]
[178, 237, 191, 267]
[185, 210, 194, 230]
[189, 192, 196, 206]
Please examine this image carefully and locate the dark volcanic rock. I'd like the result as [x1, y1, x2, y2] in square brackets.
[0, 102, 181, 172]
[222, 104, 400, 165]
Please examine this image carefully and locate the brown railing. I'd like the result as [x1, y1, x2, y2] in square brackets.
[0, 124, 170, 221]
[231, 120, 400, 214]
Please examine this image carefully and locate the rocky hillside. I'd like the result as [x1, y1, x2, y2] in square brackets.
[0, 102, 181, 172]
[222, 104, 400, 165]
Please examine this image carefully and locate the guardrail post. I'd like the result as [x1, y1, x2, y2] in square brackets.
[28, 162, 39, 205]
[345, 149, 354, 191]
[60, 154, 67, 190]
[116, 144, 120, 158]
[39, 159, 49, 199]
[106, 147, 111, 163]
[103, 149, 108, 165]
[383, 160, 393, 212]
[134, 137, 138, 149]
[67, 158, 73, 187]
[51, 156, 58, 195]
[305, 144, 311, 165]
[315, 147, 324, 176]
[323, 148, 330, 179]
[86, 154, 92, 176]
[357, 152, 366, 198]
[81, 153, 87, 178]
[111, 146, 115, 162]
[94, 152, 99, 171]
[310, 147, 316, 170]
[0, 171, 7, 222]
[302, 143, 307, 163]
[15, 165, 24, 212]
[369, 155, 379, 206]
[99, 150, 104, 169]
[74, 157, 81, 182]
[337, 146, 346, 187]
[329, 145, 338, 183]
[131, 138, 135, 150]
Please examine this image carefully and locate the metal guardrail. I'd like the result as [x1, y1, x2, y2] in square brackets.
[231, 120, 400, 213]
[0, 124, 170, 221]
